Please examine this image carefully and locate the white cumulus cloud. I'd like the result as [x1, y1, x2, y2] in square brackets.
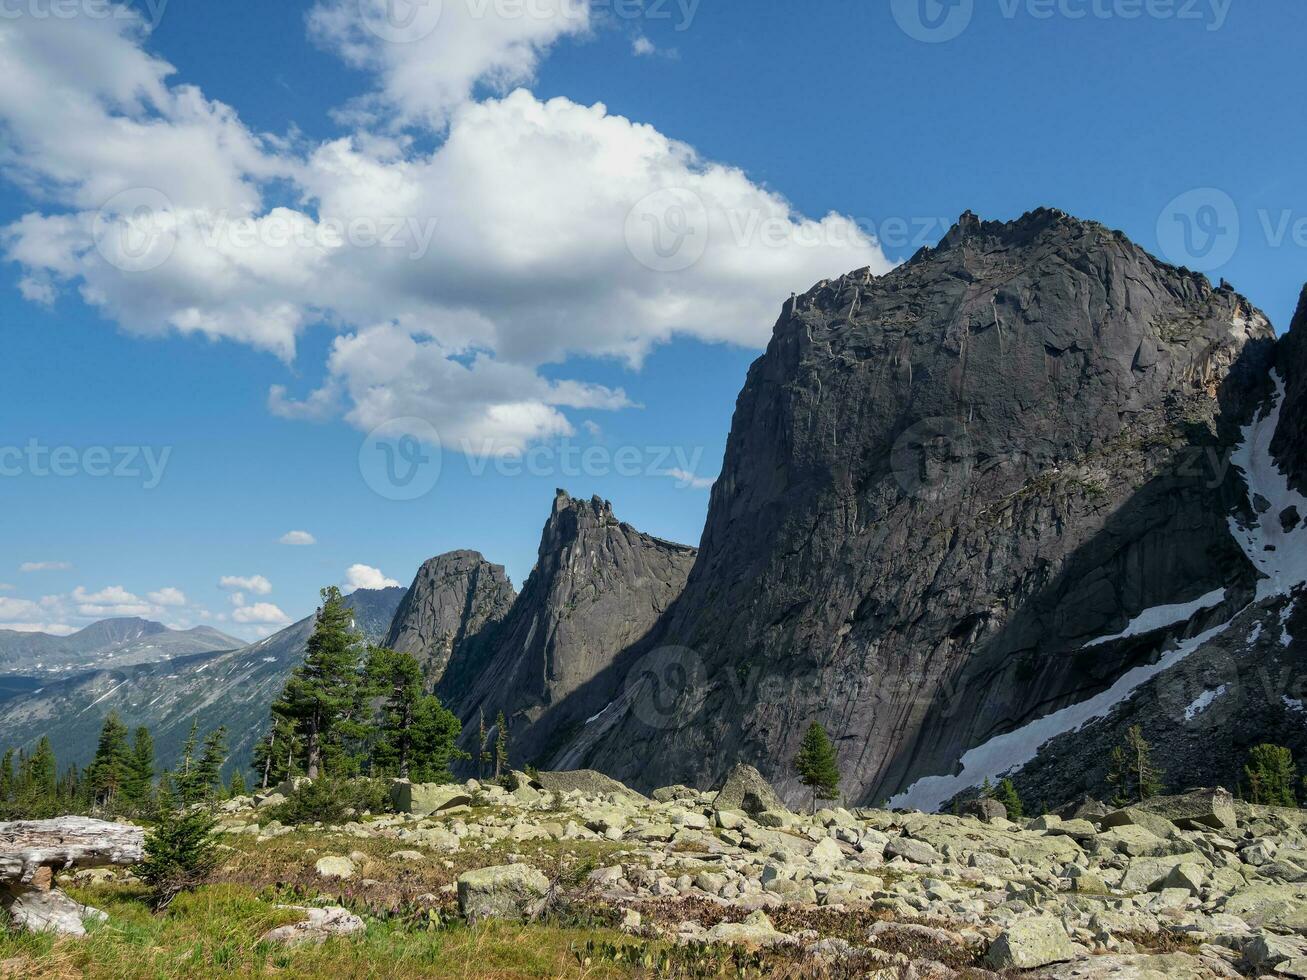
[1, 4, 890, 455]
[279, 530, 317, 546]
[219, 575, 273, 595]
[231, 602, 292, 625]
[147, 587, 188, 606]
[19, 562, 72, 572]
[343, 564, 401, 593]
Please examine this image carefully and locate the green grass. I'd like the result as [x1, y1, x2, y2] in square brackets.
[0, 882, 636, 979]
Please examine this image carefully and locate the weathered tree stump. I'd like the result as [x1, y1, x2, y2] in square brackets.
[0, 817, 145, 936]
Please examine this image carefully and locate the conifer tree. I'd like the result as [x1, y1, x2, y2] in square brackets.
[494, 711, 510, 780]
[994, 778, 1023, 820]
[1245, 744, 1297, 806]
[192, 727, 228, 803]
[409, 694, 464, 783]
[228, 770, 247, 798]
[89, 712, 132, 811]
[174, 721, 203, 805]
[794, 722, 841, 813]
[251, 713, 299, 789]
[478, 709, 491, 780]
[1106, 725, 1163, 806]
[0, 748, 13, 807]
[23, 737, 58, 815]
[365, 647, 424, 779]
[272, 587, 362, 779]
[122, 726, 155, 814]
[136, 804, 220, 910]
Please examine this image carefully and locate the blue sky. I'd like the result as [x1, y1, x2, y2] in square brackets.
[1, 0, 1303, 641]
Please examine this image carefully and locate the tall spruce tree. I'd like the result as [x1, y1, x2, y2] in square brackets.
[794, 722, 841, 813]
[1245, 744, 1297, 806]
[478, 709, 491, 780]
[89, 712, 132, 811]
[272, 587, 363, 779]
[251, 713, 300, 789]
[192, 727, 228, 803]
[994, 778, 1024, 821]
[1106, 725, 1163, 806]
[494, 711, 510, 779]
[0, 748, 13, 808]
[122, 726, 155, 814]
[365, 647, 424, 779]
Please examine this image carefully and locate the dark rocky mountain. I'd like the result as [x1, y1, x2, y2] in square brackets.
[439, 490, 696, 767]
[0, 588, 403, 779]
[384, 551, 516, 685]
[0, 618, 241, 676]
[551, 208, 1292, 808]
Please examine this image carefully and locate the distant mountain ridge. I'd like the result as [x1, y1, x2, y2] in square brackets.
[0, 589, 404, 778]
[0, 617, 242, 676]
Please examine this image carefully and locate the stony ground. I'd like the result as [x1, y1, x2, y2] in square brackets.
[7, 769, 1307, 977]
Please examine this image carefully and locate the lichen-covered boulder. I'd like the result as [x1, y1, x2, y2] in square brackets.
[986, 916, 1081, 970]
[457, 864, 550, 922]
[711, 765, 785, 815]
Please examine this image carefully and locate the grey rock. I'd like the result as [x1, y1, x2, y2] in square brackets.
[710, 764, 786, 815]
[456, 864, 550, 922]
[560, 208, 1276, 808]
[261, 906, 365, 946]
[985, 915, 1080, 969]
[441, 491, 695, 769]
[384, 550, 516, 686]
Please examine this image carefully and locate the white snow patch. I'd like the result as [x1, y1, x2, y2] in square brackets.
[78, 679, 127, 715]
[1184, 684, 1228, 721]
[1281, 600, 1298, 648]
[890, 372, 1307, 813]
[1227, 374, 1307, 599]
[1249, 622, 1264, 645]
[1083, 589, 1227, 648]
[1283, 696, 1305, 714]
[889, 620, 1235, 811]
[262, 656, 277, 663]
[585, 700, 617, 725]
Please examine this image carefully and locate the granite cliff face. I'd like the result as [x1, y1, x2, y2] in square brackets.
[559, 208, 1280, 807]
[440, 490, 696, 766]
[385, 551, 516, 685]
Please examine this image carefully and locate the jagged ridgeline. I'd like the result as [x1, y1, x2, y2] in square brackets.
[4, 208, 1306, 813]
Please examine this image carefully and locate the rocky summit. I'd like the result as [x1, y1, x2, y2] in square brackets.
[555, 208, 1307, 812]
[384, 550, 517, 686]
[439, 490, 697, 765]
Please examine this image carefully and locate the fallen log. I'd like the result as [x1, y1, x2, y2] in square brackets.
[0, 817, 145, 937]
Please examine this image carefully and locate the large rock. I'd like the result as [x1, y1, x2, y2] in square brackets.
[1120, 852, 1211, 893]
[1223, 882, 1307, 933]
[985, 916, 1081, 970]
[457, 864, 551, 922]
[314, 856, 356, 880]
[389, 780, 472, 815]
[534, 770, 646, 801]
[710, 765, 786, 815]
[961, 797, 1008, 824]
[261, 906, 366, 946]
[561, 208, 1276, 808]
[1137, 788, 1238, 831]
[384, 550, 516, 686]
[439, 491, 696, 769]
[1, 886, 107, 938]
